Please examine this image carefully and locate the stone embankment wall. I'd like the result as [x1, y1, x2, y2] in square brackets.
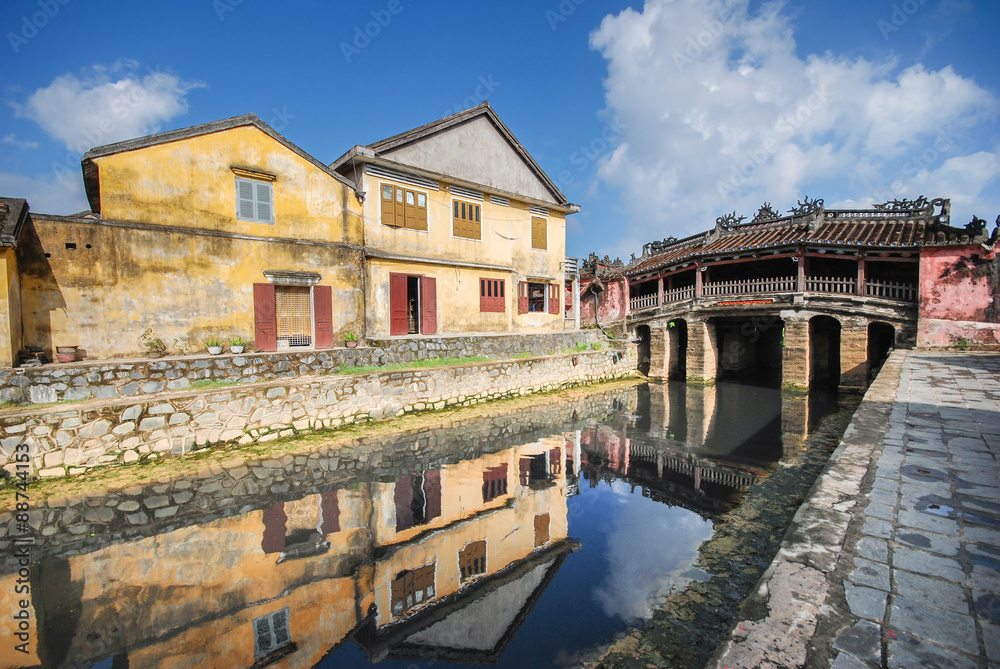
[0, 385, 633, 562]
[0, 331, 602, 405]
[0, 346, 632, 479]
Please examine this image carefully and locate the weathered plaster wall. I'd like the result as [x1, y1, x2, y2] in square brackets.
[0, 347, 633, 478]
[918, 244, 1000, 347]
[17, 217, 364, 360]
[0, 331, 603, 405]
[580, 276, 628, 327]
[0, 249, 21, 367]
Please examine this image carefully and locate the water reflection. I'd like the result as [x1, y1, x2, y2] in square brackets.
[0, 381, 839, 669]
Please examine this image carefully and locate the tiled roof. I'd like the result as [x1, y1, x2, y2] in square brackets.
[624, 198, 998, 277]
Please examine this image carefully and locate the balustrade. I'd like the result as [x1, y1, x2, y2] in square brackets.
[865, 279, 916, 302]
[702, 276, 796, 296]
[805, 276, 856, 294]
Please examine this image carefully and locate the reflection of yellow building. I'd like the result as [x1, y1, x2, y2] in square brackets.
[1, 438, 573, 668]
[332, 103, 580, 338]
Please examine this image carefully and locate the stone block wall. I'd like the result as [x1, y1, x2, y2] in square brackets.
[0, 331, 602, 406]
[0, 346, 633, 479]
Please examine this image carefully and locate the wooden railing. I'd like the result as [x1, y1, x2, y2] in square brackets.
[806, 276, 856, 295]
[664, 286, 695, 303]
[630, 294, 659, 311]
[865, 279, 916, 302]
[703, 276, 795, 296]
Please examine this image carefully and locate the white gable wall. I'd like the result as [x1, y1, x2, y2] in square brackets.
[378, 116, 558, 205]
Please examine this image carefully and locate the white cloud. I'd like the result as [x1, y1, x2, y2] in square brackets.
[2, 134, 39, 150]
[589, 0, 1000, 242]
[13, 60, 204, 155]
[0, 170, 88, 215]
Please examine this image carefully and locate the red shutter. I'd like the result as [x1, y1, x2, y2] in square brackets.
[548, 284, 559, 314]
[253, 283, 277, 352]
[518, 281, 529, 314]
[314, 285, 333, 349]
[260, 503, 286, 554]
[420, 276, 437, 335]
[390, 273, 408, 336]
[480, 279, 488, 312]
[320, 491, 340, 535]
[394, 477, 414, 531]
[424, 470, 441, 521]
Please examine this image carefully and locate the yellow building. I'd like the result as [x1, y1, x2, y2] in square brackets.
[332, 103, 580, 338]
[12, 114, 365, 361]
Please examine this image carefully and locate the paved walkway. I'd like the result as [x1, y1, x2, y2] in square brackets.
[709, 351, 1000, 669]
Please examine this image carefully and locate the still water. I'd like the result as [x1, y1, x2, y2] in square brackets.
[1, 381, 852, 669]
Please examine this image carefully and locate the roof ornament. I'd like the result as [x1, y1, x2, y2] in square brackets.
[751, 202, 780, 225]
[873, 196, 929, 212]
[642, 236, 679, 257]
[582, 252, 624, 275]
[715, 212, 746, 232]
[966, 216, 989, 235]
[787, 196, 824, 217]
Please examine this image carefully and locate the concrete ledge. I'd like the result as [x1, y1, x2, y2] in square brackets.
[706, 350, 905, 669]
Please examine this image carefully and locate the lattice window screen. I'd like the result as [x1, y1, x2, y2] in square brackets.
[275, 286, 312, 347]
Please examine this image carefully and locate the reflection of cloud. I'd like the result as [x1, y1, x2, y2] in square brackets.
[592, 480, 713, 621]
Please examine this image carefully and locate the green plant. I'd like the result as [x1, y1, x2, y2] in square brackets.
[343, 331, 359, 342]
[228, 335, 248, 347]
[572, 342, 589, 352]
[190, 379, 237, 390]
[202, 335, 224, 348]
[140, 328, 166, 354]
[589, 342, 604, 351]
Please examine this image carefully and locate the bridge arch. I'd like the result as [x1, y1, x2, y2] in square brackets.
[667, 319, 688, 380]
[635, 324, 651, 376]
[867, 321, 896, 382]
[809, 315, 842, 388]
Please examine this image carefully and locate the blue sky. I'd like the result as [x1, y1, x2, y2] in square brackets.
[1, 0, 998, 261]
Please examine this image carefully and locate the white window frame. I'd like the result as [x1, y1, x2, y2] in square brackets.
[236, 177, 274, 224]
[252, 607, 291, 659]
[451, 197, 483, 242]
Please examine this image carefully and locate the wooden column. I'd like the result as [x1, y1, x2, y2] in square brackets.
[797, 247, 805, 292]
[695, 261, 703, 298]
[657, 274, 664, 308]
[857, 256, 866, 296]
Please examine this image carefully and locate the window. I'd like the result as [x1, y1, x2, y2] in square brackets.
[482, 464, 508, 502]
[236, 177, 274, 224]
[391, 564, 436, 618]
[517, 282, 560, 315]
[394, 470, 442, 531]
[534, 514, 550, 547]
[528, 282, 546, 312]
[252, 608, 291, 659]
[479, 278, 505, 313]
[381, 183, 427, 230]
[459, 541, 487, 581]
[531, 216, 547, 250]
[453, 199, 481, 240]
[253, 283, 334, 352]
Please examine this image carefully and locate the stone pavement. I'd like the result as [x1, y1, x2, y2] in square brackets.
[708, 351, 1000, 669]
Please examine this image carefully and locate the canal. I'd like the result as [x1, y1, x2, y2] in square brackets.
[1, 380, 861, 669]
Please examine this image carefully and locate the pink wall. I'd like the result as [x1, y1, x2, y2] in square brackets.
[580, 276, 628, 326]
[918, 244, 1000, 347]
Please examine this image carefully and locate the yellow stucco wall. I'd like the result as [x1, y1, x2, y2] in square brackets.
[0, 249, 22, 367]
[362, 175, 566, 337]
[17, 123, 365, 360]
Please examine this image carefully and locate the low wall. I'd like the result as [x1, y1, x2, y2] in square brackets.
[0, 331, 602, 405]
[0, 346, 632, 479]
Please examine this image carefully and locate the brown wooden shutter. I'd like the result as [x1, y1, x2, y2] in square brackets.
[548, 284, 559, 314]
[381, 184, 394, 227]
[253, 282, 277, 352]
[390, 273, 408, 336]
[394, 186, 405, 228]
[394, 476, 414, 531]
[415, 192, 427, 231]
[314, 285, 334, 349]
[518, 281, 529, 314]
[534, 513, 550, 547]
[420, 276, 437, 335]
[404, 189, 416, 229]
[532, 217, 547, 250]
